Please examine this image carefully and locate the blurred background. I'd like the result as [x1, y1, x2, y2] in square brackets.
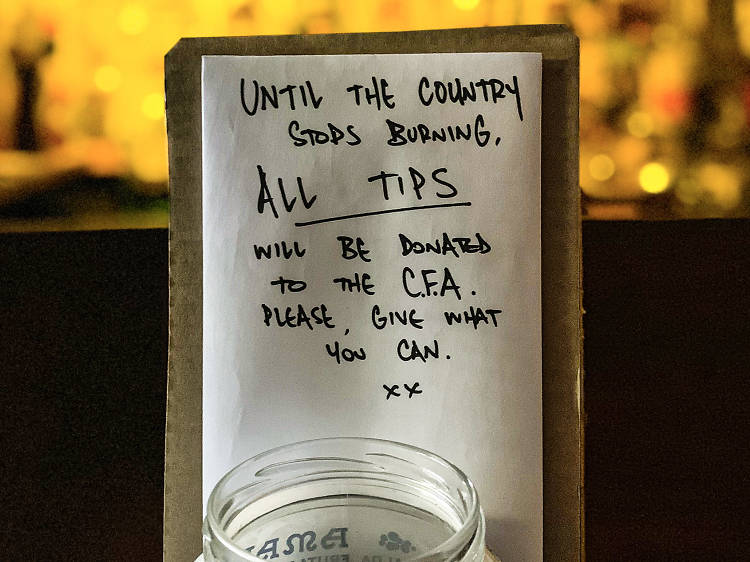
[1, 0, 749, 230]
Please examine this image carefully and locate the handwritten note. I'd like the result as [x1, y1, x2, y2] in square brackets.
[202, 53, 542, 561]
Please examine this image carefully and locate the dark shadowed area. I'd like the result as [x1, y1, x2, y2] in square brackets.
[1, 220, 749, 559]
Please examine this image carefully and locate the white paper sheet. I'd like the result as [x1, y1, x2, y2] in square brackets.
[202, 53, 542, 561]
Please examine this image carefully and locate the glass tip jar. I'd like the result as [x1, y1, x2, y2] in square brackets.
[201, 437, 485, 562]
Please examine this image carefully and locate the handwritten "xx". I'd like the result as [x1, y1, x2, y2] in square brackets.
[382, 382, 422, 399]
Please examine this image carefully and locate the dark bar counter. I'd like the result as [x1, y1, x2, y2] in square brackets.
[1, 220, 748, 560]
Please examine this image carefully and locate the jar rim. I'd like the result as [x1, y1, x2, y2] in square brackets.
[205, 437, 482, 561]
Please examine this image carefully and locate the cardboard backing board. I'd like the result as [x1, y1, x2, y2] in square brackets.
[165, 25, 581, 562]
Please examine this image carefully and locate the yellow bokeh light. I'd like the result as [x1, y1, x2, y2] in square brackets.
[453, 0, 481, 11]
[131, 135, 168, 183]
[589, 154, 616, 181]
[697, 162, 742, 210]
[141, 93, 164, 120]
[626, 111, 654, 138]
[119, 4, 149, 35]
[94, 65, 122, 93]
[639, 162, 671, 194]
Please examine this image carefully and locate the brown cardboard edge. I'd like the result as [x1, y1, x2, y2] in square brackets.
[164, 25, 581, 562]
